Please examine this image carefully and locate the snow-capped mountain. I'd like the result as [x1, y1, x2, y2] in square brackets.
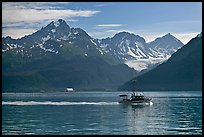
[119, 32, 202, 91]
[147, 33, 184, 57]
[96, 32, 184, 71]
[97, 32, 183, 61]
[2, 19, 184, 72]
[2, 19, 106, 59]
[95, 32, 148, 61]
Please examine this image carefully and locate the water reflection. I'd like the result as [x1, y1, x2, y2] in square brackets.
[120, 104, 152, 135]
[131, 104, 148, 110]
[122, 97, 202, 135]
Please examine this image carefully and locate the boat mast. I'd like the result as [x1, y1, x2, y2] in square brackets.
[132, 79, 136, 95]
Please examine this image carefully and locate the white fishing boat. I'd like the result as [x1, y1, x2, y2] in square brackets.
[119, 80, 152, 105]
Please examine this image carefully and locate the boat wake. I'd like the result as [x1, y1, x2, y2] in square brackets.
[2, 101, 119, 106]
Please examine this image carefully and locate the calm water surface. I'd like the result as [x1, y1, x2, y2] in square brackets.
[2, 91, 202, 135]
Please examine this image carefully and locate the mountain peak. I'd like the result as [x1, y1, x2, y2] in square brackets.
[163, 33, 174, 38]
[113, 31, 143, 40]
[114, 31, 134, 37]
[159, 33, 182, 44]
[51, 19, 68, 28]
[42, 19, 71, 35]
[58, 19, 65, 22]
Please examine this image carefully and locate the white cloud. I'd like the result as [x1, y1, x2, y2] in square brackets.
[2, 2, 100, 26]
[2, 2, 100, 39]
[3, 9, 100, 25]
[2, 2, 200, 44]
[96, 24, 123, 27]
[2, 2, 71, 11]
[2, 28, 37, 39]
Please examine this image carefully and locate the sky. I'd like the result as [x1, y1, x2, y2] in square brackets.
[2, 2, 202, 44]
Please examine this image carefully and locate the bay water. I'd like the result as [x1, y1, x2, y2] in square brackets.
[2, 91, 202, 135]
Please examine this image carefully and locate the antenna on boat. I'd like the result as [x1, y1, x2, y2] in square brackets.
[132, 79, 137, 96]
[131, 68, 137, 96]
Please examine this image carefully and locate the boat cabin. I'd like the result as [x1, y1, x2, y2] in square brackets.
[119, 94, 130, 101]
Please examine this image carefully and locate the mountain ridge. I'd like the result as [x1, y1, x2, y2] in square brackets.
[2, 19, 193, 91]
[119, 33, 202, 91]
[2, 19, 184, 72]
[2, 19, 137, 91]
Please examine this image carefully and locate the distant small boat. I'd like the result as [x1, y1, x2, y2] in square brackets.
[119, 80, 152, 105]
[65, 88, 75, 92]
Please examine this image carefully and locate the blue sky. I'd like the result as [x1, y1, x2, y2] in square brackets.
[2, 2, 202, 44]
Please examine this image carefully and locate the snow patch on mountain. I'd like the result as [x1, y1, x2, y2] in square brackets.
[125, 57, 169, 72]
[51, 29, 56, 33]
[127, 47, 137, 58]
[90, 39, 97, 46]
[74, 31, 79, 35]
[42, 35, 51, 42]
[54, 20, 60, 28]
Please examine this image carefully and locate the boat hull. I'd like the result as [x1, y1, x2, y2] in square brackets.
[119, 98, 152, 105]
